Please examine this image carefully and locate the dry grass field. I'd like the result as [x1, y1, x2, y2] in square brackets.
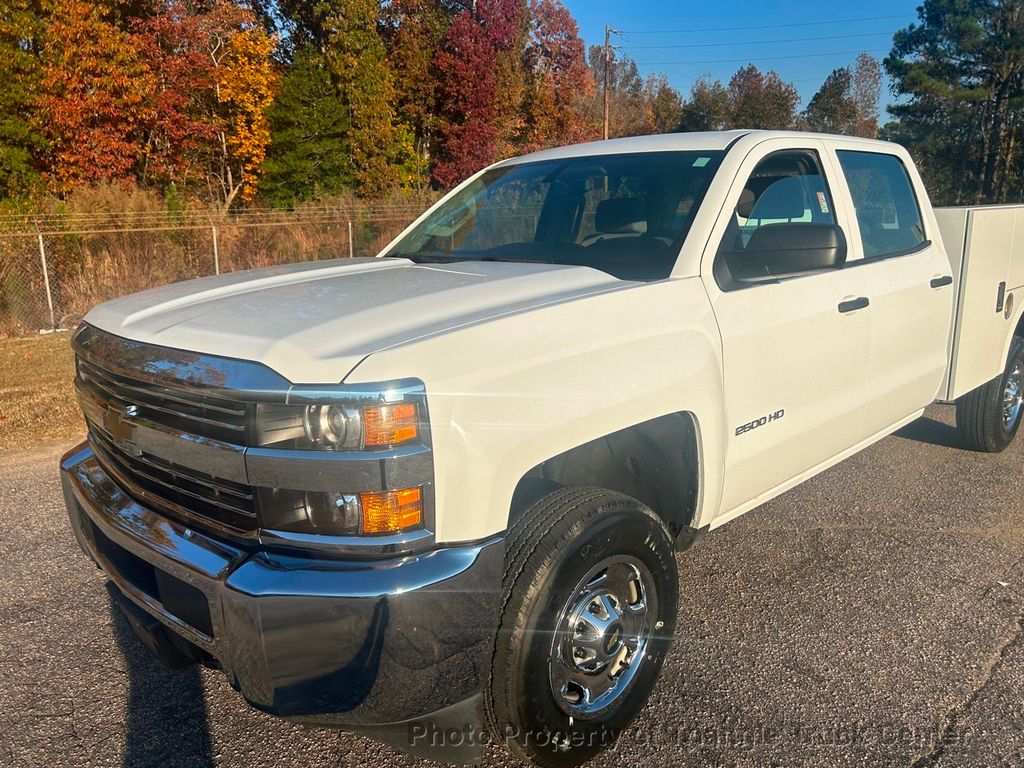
[0, 332, 81, 451]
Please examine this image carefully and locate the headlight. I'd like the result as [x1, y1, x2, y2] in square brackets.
[303, 405, 362, 449]
[253, 380, 431, 541]
[304, 491, 360, 530]
[255, 381, 424, 451]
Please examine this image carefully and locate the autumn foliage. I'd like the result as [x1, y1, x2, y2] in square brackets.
[0, 0, 894, 206]
[37, 0, 153, 193]
[0, 0, 603, 203]
[18, 0, 277, 206]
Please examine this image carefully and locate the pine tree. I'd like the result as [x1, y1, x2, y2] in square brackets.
[322, 0, 413, 197]
[260, 44, 353, 205]
[886, 0, 1022, 204]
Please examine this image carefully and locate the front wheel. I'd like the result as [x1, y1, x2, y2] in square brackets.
[485, 487, 678, 767]
[956, 335, 1024, 452]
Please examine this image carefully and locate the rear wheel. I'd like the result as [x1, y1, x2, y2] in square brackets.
[956, 335, 1024, 452]
[486, 487, 678, 767]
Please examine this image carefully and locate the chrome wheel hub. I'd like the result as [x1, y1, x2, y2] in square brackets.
[549, 556, 656, 718]
[1004, 361, 1023, 430]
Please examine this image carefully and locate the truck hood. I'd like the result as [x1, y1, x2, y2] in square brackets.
[84, 257, 626, 383]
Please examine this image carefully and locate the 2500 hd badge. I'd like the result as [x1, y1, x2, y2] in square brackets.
[736, 409, 786, 436]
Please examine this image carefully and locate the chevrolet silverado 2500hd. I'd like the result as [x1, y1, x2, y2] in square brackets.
[61, 131, 1024, 767]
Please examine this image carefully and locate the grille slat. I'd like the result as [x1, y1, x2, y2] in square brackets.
[78, 359, 249, 443]
[81, 361, 246, 416]
[82, 371, 248, 435]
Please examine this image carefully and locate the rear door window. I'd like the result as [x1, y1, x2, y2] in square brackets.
[836, 150, 926, 259]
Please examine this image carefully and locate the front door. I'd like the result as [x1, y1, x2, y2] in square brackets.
[703, 140, 871, 514]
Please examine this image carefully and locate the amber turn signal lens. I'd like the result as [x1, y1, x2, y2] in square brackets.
[363, 402, 419, 446]
[360, 487, 423, 534]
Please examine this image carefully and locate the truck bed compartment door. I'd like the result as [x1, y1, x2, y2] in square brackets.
[935, 206, 1023, 401]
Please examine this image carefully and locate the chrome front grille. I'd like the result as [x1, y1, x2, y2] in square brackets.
[73, 332, 264, 534]
[77, 358, 250, 444]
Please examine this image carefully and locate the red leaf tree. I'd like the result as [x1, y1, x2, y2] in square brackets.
[432, 0, 527, 188]
[522, 0, 597, 151]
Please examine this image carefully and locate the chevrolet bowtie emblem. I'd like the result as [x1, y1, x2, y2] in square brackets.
[106, 404, 141, 455]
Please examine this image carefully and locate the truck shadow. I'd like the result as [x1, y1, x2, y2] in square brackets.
[894, 416, 965, 450]
[108, 593, 214, 768]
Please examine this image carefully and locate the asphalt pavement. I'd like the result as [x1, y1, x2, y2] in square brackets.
[2, 404, 1023, 767]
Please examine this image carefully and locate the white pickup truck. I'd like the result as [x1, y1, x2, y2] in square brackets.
[60, 131, 1024, 767]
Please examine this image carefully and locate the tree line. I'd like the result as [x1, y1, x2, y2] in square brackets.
[0, 0, 1020, 209]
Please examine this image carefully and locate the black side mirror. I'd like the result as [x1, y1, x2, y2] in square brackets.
[733, 223, 847, 280]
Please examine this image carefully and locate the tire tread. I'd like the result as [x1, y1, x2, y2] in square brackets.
[956, 335, 1024, 453]
[484, 486, 674, 768]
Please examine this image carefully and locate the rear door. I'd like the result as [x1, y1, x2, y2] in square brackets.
[702, 138, 871, 514]
[828, 145, 953, 434]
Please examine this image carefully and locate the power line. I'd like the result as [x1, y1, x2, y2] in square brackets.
[621, 14, 909, 35]
[622, 30, 893, 50]
[634, 48, 890, 66]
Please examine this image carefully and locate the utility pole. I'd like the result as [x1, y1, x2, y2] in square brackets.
[603, 25, 611, 140]
[603, 26, 620, 141]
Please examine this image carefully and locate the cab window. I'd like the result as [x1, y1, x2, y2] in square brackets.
[836, 150, 926, 259]
[715, 150, 840, 287]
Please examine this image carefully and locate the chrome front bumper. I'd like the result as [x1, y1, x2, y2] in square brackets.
[61, 442, 503, 762]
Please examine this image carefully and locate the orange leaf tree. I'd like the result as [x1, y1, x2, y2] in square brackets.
[522, 0, 597, 152]
[133, 1, 277, 208]
[214, 20, 277, 206]
[37, 0, 155, 194]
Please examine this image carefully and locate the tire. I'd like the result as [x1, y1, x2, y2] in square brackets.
[956, 335, 1024, 453]
[485, 486, 678, 767]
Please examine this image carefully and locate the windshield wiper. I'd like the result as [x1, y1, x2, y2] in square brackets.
[387, 253, 463, 264]
[389, 252, 551, 266]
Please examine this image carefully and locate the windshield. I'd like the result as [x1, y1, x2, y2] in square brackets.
[386, 151, 724, 281]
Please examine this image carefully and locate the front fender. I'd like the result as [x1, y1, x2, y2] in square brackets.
[346, 277, 726, 543]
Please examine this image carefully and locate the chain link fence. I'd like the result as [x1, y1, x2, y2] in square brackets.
[0, 203, 433, 337]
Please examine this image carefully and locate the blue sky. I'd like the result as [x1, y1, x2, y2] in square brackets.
[561, 0, 924, 114]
